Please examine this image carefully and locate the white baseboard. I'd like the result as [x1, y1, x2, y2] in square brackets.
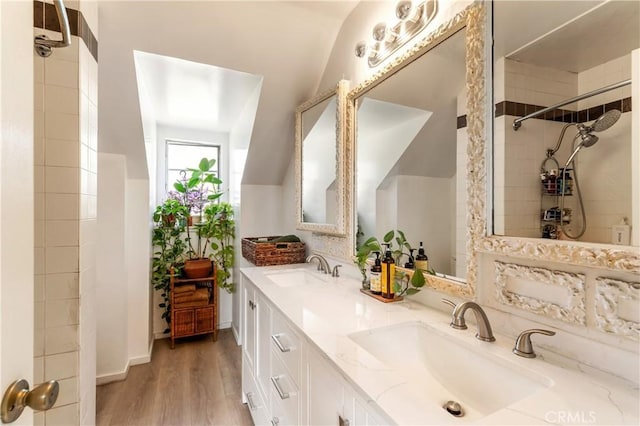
[154, 331, 170, 340]
[96, 362, 130, 385]
[232, 323, 241, 345]
[96, 339, 154, 385]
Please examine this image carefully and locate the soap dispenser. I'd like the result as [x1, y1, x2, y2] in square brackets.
[404, 248, 416, 269]
[415, 242, 429, 274]
[381, 243, 396, 299]
[370, 252, 382, 295]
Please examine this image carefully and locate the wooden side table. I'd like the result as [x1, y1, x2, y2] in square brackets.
[169, 266, 218, 349]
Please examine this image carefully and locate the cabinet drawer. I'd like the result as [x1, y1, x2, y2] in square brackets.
[270, 388, 297, 426]
[195, 306, 214, 333]
[173, 310, 195, 336]
[270, 347, 299, 424]
[271, 310, 301, 386]
[242, 356, 269, 426]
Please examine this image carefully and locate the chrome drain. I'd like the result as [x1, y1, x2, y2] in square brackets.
[443, 400, 464, 417]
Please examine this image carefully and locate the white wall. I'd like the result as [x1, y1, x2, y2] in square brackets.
[374, 175, 454, 274]
[96, 154, 152, 382]
[125, 178, 151, 363]
[96, 153, 128, 378]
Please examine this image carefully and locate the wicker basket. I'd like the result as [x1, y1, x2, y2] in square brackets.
[242, 236, 306, 266]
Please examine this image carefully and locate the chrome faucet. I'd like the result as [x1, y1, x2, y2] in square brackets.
[442, 299, 496, 342]
[306, 254, 330, 274]
[513, 329, 555, 358]
[331, 264, 342, 278]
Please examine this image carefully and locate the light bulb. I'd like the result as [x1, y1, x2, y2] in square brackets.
[395, 0, 412, 20]
[372, 22, 387, 42]
[355, 42, 367, 58]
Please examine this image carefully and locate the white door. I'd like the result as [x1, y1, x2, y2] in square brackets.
[0, 0, 36, 425]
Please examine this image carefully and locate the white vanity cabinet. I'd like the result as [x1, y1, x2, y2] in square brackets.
[241, 273, 387, 426]
[242, 276, 302, 426]
[242, 278, 270, 425]
[307, 347, 385, 426]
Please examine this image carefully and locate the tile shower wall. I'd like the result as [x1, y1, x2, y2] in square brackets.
[494, 57, 633, 243]
[33, 1, 98, 424]
[576, 54, 632, 243]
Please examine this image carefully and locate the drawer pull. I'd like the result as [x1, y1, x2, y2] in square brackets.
[271, 334, 291, 353]
[246, 392, 257, 410]
[270, 376, 290, 400]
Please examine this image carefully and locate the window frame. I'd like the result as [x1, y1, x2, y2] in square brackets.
[164, 139, 221, 195]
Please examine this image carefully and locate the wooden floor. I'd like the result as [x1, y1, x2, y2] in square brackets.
[96, 329, 253, 426]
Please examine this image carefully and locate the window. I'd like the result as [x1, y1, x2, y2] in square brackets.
[165, 140, 220, 195]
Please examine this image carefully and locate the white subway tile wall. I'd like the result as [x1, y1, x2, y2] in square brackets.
[578, 55, 631, 110]
[33, 2, 99, 424]
[495, 56, 632, 242]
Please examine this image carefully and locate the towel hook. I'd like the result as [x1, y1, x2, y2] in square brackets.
[35, 0, 72, 58]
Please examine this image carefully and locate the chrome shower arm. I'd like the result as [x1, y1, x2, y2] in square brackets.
[35, 0, 71, 57]
[548, 123, 576, 157]
[513, 79, 631, 131]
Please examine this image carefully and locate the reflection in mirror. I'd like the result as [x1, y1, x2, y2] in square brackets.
[301, 95, 337, 224]
[296, 80, 348, 235]
[493, 0, 639, 246]
[355, 29, 468, 279]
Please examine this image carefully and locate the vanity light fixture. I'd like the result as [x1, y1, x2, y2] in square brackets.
[355, 0, 438, 68]
[396, 0, 413, 19]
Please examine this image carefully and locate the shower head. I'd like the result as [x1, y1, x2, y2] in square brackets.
[574, 109, 621, 149]
[592, 109, 621, 132]
[576, 129, 599, 148]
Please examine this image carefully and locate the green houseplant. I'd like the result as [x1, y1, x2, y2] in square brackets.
[151, 199, 189, 330]
[354, 229, 428, 296]
[152, 157, 236, 331]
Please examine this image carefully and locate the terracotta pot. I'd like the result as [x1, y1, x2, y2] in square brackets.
[162, 214, 175, 227]
[183, 258, 212, 279]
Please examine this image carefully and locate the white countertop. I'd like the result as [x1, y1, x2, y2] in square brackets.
[241, 263, 639, 425]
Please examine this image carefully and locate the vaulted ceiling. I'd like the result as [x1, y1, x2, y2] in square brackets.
[98, 1, 357, 182]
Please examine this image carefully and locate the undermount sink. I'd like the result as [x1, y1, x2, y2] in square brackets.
[349, 322, 553, 419]
[263, 268, 330, 287]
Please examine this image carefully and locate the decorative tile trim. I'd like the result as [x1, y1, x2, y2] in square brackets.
[595, 277, 640, 340]
[480, 236, 640, 274]
[456, 115, 467, 129]
[494, 261, 586, 325]
[34, 0, 98, 61]
[495, 97, 631, 123]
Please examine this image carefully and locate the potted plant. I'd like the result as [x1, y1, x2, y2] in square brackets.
[199, 201, 235, 293]
[151, 199, 189, 331]
[151, 157, 237, 331]
[354, 229, 428, 296]
[170, 158, 223, 278]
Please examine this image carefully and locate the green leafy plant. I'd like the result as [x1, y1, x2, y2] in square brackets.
[151, 199, 189, 332]
[199, 202, 235, 293]
[152, 157, 236, 331]
[170, 158, 223, 259]
[354, 229, 431, 296]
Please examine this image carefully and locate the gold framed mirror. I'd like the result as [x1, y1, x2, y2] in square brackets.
[295, 80, 349, 236]
[347, 3, 486, 297]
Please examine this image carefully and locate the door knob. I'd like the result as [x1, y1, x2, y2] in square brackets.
[1, 379, 59, 423]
